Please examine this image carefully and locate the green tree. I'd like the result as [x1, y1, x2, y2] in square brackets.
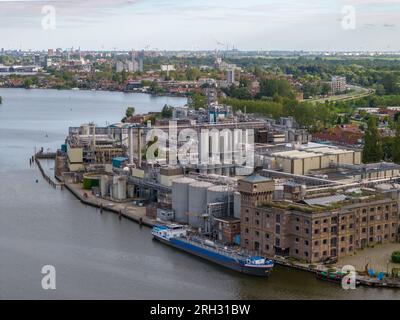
[185, 67, 201, 81]
[382, 72, 399, 95]
[125, 106, 135, 118]
[293, 102, 317, 129]
[259, 78, 294, 99]
[188, 93, 207, 110]
[24, 78, 33, 89]
[362, 117, 383, 163]
[161, 104, 173, 118]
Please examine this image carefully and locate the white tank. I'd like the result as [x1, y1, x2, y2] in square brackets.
[172, 177, 196, 224]
[188, 181, 213, 228]
[116, 177, 127, 200]
[112, 183, 118, 199]
[199, 130, 209, 165]
[100, 175, 109, 198]
[207, 185, 229, 204]
[234, 191, 241, 219]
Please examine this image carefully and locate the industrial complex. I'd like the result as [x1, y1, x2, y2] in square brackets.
[51, 99, 400, 268]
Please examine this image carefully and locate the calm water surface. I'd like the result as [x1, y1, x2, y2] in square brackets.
[0, 88, 399, 299]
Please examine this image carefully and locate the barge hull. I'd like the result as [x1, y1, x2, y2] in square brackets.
[154, 236, 272, 277]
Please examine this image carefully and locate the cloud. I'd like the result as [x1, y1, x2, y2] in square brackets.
[0, 0, 399, 50]
[0, 0, 138, 27]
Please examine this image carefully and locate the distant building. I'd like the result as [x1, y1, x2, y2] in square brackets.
[34, 55, 41, 66]
[161, 65, 175, 72]
[138, 50, 144, 72]
[331, 76, 347, 94]
[226, 69, 235, 85]
[313, 124, 364, 146]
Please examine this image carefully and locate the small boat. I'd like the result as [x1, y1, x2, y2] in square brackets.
[316, 270, 360, 286]
[152, 224, 274, 277]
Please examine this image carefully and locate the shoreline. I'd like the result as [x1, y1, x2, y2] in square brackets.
[62, 181, 155, 228]
[33, 152, 400, 290]
[57, 174, 400, 289]
[0, 86, 190, 99]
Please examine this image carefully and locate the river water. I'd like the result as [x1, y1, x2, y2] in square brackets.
[0, 88, 398, 299]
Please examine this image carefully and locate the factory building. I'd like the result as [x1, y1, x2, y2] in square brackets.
[65, 124, 125, 172]
[272, 145, 361, 175]
[239, 175, 400, 263]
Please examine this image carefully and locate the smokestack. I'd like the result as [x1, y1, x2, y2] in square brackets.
[138, 127, 142, 168]
[128, 127, 134, 164]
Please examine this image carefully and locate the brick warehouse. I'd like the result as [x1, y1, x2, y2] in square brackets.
[239, 175, 400, 263]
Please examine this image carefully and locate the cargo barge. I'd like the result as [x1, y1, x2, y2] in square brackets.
[152, 224, 274, 277]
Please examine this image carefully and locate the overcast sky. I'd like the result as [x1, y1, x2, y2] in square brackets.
[0, 0, 400, 51]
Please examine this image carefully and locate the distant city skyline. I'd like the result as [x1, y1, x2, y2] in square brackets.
[0, 0, 400, 51]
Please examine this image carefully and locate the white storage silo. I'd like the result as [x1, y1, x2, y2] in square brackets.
[100, 175, 109, 198]
[188, 181, 213, 228]
[172, 177, 196, 224]
[207, 185, 229, 204]
[116, 177, 127, 200]
[112, 183, 118, 199]
[199, 130, 209, 165]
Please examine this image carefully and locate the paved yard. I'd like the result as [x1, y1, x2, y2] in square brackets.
[66, 182, 152, 225]
[335, 243, 400, 273]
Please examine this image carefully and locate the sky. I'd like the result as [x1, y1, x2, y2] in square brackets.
[0, 0, 400, 51]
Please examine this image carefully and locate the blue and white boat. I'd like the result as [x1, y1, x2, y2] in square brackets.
[152, 224, 274, 277]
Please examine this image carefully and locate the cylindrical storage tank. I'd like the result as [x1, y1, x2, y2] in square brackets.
[234, 191, 241, 219]
[199, 131, 209, 165]
[100, 175, 109, 197]
[188, 181, 213, 228]
[172, 177, 196, 224]
[112, 182, 118, 199]
[198, 164, 208, 175]
[207, 185, 229, 204]
[82, 174, 100, 190]
[117, 177, 127, 200]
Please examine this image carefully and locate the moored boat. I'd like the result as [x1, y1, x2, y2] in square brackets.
[316, 270, 360, 286]
[152, 224, 274, 277]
